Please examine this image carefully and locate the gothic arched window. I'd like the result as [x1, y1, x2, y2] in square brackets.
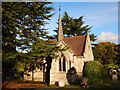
[59, 55, 66, 71]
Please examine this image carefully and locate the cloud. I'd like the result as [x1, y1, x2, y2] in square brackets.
[96, 32, 118, 43]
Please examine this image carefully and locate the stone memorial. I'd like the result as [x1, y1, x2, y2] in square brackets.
[67, 67, 78, 85]
[112, 69, 118, 80]
[59, 79, 65, 87]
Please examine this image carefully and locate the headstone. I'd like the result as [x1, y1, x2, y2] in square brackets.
[112, 75, 118, 80]
[112, 69, 118, 80]
[59, 79, 65, 87]
[67, 67, 78, 85]
[118, 68, 120, 72]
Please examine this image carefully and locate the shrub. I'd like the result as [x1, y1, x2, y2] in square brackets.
[83, 61, 107, 83]
[105, 63, 120, 68]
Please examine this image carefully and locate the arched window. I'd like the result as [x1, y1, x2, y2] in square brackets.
[69, 60, 71, 69]
[59, 58, 61, 71]
[63, 56, 66, 71]
[59, 55, 66, 71]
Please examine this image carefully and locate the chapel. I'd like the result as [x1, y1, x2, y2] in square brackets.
[24, 10, 94, 85]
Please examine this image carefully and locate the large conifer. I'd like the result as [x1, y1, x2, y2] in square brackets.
[54, 12, 97, 42]
[2, 2, 64, 74]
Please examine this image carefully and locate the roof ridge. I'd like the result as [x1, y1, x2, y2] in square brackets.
[50, 35, 86, 41]
[64, 35, 86, 39]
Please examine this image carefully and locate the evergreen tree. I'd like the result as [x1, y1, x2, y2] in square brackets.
[54, 12, 96, 41]
[2, 2, 19, 73]
[2, 2, 64, 75]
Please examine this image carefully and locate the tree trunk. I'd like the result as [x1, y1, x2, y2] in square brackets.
[32, 70, 34, 81]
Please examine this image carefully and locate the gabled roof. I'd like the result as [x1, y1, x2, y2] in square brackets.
[55, 12, 87, 56]
[63, 35, 86, 56]
[51, 35, 86, 56]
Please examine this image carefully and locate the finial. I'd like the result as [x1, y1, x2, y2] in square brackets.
[59, 6, 61, 14]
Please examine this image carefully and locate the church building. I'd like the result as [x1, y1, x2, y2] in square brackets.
[24, 11, 94, 85]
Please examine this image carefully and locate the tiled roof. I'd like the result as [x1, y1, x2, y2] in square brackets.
[63, 35, 86, 56]
[51, 35, 86, 56]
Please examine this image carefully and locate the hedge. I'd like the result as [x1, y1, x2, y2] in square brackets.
[83, 61, 108, 83]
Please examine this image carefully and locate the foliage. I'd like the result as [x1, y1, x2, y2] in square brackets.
[22, 40, 66, 67]
[15, 61, 25, 72]
[54, 12, 97, 42]
[115, 44, 120, 64]
[2, 2, 64, 74]
[105, 63, 120, 68]
[93, 42, 120, 64]
[2, 2, 54, 52]
[84, 61, 108, 83]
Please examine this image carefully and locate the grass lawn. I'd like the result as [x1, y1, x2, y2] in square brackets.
[90, 80, 120, 88]
[35, 80, 120, 89]
[35, 85, 82, 90]
[3, 73, 120, 89]
[3, 79, 120, 89]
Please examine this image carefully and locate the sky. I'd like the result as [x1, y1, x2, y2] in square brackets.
[45, 2, 118, 44]
[1, 0, 119, 2]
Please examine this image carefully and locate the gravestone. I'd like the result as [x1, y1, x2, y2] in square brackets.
[112, 69, 118, 80]
[117, 68, 120, 72]
[67, 67, 78, 85]
[59, 79, 65, 87]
